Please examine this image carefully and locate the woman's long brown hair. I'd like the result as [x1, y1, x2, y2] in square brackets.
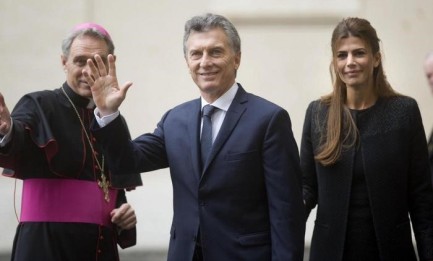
[315, 17, 398, 166]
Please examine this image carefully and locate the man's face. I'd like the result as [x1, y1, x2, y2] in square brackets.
[424, 56, 433, 94]
[185, 28, 241, 103]
[61, 35, 110, 98]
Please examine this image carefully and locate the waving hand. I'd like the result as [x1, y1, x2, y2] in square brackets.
[83, 54, 132, 116]
[0, 93, 11, 136]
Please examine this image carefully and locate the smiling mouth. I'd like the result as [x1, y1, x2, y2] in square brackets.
[345, 71, 360, 76]
[200, 72, 218, 76]
[79, 81, 90, 87]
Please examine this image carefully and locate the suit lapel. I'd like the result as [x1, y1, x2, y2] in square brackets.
[428, 131, 433, 161]
[188, 99, 203, 179]
[202, 85, 248, 174]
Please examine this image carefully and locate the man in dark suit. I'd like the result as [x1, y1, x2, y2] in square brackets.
[424, 52, 433, 178]
[86, 13, 305, 261]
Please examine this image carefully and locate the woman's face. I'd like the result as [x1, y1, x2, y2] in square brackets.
[335, 36, 380, 91]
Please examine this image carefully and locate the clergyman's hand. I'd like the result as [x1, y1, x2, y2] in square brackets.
[111, 203, 137, 231]
[0, 92, 11, 136]
[83, 54, 132, 116]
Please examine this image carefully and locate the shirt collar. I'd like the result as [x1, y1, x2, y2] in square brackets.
[201, 82, 238, 112]
[62, 82, 95, 109]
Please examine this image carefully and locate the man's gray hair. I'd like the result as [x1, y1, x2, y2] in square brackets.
[183, 13, 241, 56]
[61, 27, 115, 58]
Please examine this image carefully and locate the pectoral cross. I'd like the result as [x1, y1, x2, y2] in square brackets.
[98, 172, 111, 202]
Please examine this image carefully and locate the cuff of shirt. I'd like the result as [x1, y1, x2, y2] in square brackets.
[94, 108, 120, 127]
[0, 118, 13, 147]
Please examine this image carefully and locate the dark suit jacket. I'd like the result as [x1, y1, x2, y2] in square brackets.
[93, 84, 305, 261]
[301, 96, 433, 261]
[428, 130, 433, 182]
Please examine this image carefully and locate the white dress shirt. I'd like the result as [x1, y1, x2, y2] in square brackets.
[200, 83, 238, 142]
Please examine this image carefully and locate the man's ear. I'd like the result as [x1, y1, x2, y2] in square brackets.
[184, 55, 191, 73]
[61, 54, 67, 72]
[234, 52, 241, 70]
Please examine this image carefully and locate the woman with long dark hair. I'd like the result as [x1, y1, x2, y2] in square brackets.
[301, 17, 433, 261]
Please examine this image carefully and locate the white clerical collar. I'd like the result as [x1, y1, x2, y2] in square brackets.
[87, 99, 95, 109]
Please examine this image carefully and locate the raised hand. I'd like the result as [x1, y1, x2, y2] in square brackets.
[0, 93, 11, 136]
[83, 54, 133, 116]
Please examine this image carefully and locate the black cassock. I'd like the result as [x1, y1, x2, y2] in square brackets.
[0, 83, 142, 261]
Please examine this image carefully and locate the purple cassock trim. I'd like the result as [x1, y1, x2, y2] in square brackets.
[20, 179, 118, 227]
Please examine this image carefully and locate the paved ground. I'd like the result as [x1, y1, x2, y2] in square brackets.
[0, 252, 168, 261]
[0, 251, 168, 261]
[0, 248, 310, 260]
[119, 248, 311, 261]
[119, 250, 167, 261]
